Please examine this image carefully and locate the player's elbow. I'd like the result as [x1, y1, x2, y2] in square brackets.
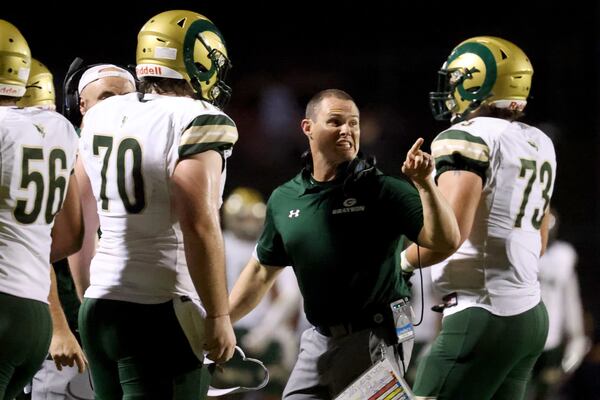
[436, 233, 461, 254]
[419, 226, 461, 254]
[50, 229, 84, 263]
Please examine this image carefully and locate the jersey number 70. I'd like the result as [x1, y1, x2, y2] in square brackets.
[93, 135, 146, 214]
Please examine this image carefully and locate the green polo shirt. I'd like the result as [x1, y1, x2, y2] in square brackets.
[256, 168, 423, 327]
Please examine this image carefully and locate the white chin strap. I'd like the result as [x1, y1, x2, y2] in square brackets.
[204, 346, 269, 397]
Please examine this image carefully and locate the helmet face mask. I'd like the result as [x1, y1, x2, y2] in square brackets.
[183, 19, 232, 108]
[137, 10, 232, 108]
[430, 36, 533, 122]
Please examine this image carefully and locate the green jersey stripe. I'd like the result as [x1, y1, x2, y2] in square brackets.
[179, 141, 233, 158]
[434, 154, 489, 184]
[188, 114, 236, 128]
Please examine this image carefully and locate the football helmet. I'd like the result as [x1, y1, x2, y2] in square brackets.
[223, 187, 266, 241]
[430, 36, 533, 122]
[0, 19, 31, 97]
[17, 58, 55, 108]
[136, 10, 232, 108]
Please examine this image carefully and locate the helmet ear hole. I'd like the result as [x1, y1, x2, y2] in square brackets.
[195, 62, 208, 74]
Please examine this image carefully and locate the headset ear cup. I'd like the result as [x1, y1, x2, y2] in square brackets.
[63, 84, 82, 127]
[70, 90, 82, 127]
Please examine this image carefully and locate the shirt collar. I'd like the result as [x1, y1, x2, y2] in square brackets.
[298, 165, 347, 196]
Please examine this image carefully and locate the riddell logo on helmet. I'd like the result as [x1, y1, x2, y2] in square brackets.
[136, 65, 163, 75]
[0, 86, 19, 95]
[508, 101, 526, 111]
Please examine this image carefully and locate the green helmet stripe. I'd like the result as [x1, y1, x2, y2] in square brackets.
[448, 42, 497, 102]
[183, 19, 225, 83]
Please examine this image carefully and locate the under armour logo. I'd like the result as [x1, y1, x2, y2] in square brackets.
[289, 209, 300, 218]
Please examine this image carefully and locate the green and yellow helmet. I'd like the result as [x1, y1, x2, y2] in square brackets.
[0, 19, 31, 97]
[223, 187, 266, 241]
[17, 58, 55, 108]
[136, 10, 232, 108]
[430, 36, 533, 122]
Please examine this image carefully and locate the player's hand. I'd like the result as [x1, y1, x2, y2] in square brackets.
[203, 315, 236, 364]
[402, 138, 434, 184]
[49, 328, 87, 373]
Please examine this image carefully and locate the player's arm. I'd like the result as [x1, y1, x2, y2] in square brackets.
[229, 258, 284, 323]
[48, 265, 87, 373]
[67, 157, 99, 300]
[50, 174, 84, 263]
[171, 150, 236, 363]
[404, 169, 482, 269]
[539, 209, 551, 256]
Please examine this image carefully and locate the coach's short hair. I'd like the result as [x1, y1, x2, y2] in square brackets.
[305, 89, 356, 120]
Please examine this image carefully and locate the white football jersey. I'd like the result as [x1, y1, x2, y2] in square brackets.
[410, 267, 441, 342]
[79, 93, 238, 304]
[0, 107, 78, 303]
[430, 116, 557, 316]
[224, 231, 269, 328]
[538, 240, 582, 349]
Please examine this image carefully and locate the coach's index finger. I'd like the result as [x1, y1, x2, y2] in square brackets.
[409, 138, 424, 154]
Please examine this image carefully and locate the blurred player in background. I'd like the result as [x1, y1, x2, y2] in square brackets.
[221, 187, 305, 399]
[527, 209, 590, 400]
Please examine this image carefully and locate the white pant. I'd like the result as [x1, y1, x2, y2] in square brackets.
[31, 360, 94, 400]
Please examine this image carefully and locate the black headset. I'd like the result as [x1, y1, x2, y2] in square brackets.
[61, 57, 137, 127]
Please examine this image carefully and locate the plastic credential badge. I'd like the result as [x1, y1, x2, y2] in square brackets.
[334, 357, 415, 400]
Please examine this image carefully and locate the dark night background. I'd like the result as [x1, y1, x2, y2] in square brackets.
[5, 2, 600, 332]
